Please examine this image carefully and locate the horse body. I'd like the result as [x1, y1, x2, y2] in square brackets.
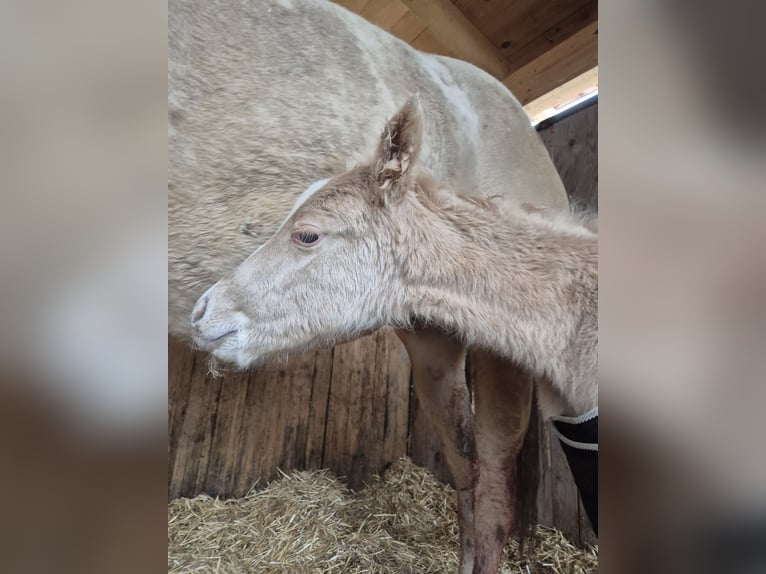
[170, 2, 570, 573]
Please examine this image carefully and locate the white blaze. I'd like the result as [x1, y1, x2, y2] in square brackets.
[286, 178, 330, 221]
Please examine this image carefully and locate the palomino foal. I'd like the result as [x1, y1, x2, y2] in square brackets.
[192, 99, 597, 573]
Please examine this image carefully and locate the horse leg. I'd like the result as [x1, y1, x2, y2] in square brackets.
[396, 328, 477, 574]
[470, 352, 534, 574]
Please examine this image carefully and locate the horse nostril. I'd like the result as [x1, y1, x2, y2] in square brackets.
[191, 296, 208, 324]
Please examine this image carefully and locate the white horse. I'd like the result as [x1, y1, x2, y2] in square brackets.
[170, 1, 568, 572]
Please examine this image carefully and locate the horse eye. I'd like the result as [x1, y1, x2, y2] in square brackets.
[294, 230, 320, 246]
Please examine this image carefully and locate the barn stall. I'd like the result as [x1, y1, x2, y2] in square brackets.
[169, 0, 598, 563]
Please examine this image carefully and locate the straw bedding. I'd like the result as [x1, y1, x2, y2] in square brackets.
[169, 457, 597, 573]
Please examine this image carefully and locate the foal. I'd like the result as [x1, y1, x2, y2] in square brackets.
[192, 99, 598, 573]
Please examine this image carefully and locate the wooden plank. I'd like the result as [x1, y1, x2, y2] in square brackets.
[202, 367, 252, 496]
[322, 328, 410, 489]
[167, 343, 224, 498]
[503, 20, 598, 105]
[390, 10, 427, 44]
[400, 0, 509, 77]
[504, 0, 597, 71]
[168, 336, 194, 499]
[536, 414, 581, 542]
[304, 348, 334, 469]
[452, 0, 540, 49]
[228, 350, 326, 497]
[410, 27, 453, 57]
[332, 0, 371, 14]
[538, 101, 598, 211]
[360, 0, 409, 32]
[453, 0, 591, 55]
[524, 66, 598, 124]
[168, 337, 193, 456]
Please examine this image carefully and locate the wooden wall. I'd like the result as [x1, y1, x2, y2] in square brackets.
[168, 329, 410, 498]
[538, 99, 598, 211]
[537, 98, 597, 546]
[168, 101, 597, 546]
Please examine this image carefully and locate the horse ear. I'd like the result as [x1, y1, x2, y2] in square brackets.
[374, 96, 422, 200]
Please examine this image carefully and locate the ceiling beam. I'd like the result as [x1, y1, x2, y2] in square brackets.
[332, 0, 371, 13]
[390, 10, 427, 43]
[524, 66, 598, 124]
[503, 20, 598, 106]
[411, 28, 453, 57]
[505, 0, 598, 72]
[360, 0, 409, 32]
[399, 0, 509, 78]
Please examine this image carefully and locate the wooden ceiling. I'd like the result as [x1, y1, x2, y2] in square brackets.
[333, 0, 598, 122]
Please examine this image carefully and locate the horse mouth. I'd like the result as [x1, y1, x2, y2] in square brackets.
[193, 328, 238, 350]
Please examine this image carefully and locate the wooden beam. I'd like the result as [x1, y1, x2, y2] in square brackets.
[411, 27, 453, 57]
[360, 0, 409, 32]
[505, 0, 598, 72]
[332, 0, 371, 14]
[503, 20, 597, 106]
[524, 66, 598, 124]
[390, 10, 427, 44]
[399, 0, 509, 78]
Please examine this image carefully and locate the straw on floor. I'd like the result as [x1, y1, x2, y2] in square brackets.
[169, 457, 598, 573]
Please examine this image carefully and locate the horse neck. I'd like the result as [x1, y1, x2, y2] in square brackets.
[402, 198, 597, 399]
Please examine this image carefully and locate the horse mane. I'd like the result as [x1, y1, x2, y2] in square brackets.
[411, 170, 597, 239]
[412, 170, 500, 213]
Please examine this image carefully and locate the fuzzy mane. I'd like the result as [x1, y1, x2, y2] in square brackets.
[411, 169, 597, 240]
